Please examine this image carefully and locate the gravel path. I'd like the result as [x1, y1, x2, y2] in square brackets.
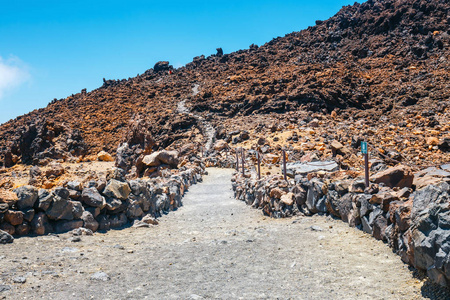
[0, 168, 427, 299]
[177, 84, 216, 154]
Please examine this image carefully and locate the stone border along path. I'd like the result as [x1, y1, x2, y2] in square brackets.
[1, 168, 427, 299]
[177, 84, 216, 154]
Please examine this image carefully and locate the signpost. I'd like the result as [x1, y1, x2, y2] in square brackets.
[282, 150, 287, 181]
[257, 151, 261, 180]
[241, 148, 245, 176]
[361, 141, 369, 188]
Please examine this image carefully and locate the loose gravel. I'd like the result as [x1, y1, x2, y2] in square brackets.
[0, 168, 436, 299]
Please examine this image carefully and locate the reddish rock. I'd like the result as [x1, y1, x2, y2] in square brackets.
[0, 190, 18, 206]
[45, 163, 65, 178]
[31, 212, 53, 235]
[330, 140, 343, 155]
[399, 228, 414, 266]
[142, 150, 179, 169]
[280, 192, 294, 206]
[370, 191, 399, 212]
[269, 188, 284, 199]
[394, 199, 413, 232]
[426, 137, 439, 146]
[213, 140, 228, 151]
[372, 165, 414, 189]
[142, 215, 159, 225]
[97, 151, 114, 162]
[4, 210, 24, 226]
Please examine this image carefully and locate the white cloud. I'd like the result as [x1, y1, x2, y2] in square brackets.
[0, 55, 30, 99]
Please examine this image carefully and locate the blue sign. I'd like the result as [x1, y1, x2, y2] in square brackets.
[361, 141, 368, 154]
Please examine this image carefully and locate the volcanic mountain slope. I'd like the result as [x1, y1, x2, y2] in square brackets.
[0, 0, 449, 169]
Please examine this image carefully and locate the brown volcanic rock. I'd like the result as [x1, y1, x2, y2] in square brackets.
[0, 190, 18, 206]
[372, 165, 414, 188]
[4, 210, 24, 226]
[0, 0, 449, 172]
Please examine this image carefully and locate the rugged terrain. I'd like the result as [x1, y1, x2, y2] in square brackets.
[0, 0, 449, 174]
[0, 0, 450, 294]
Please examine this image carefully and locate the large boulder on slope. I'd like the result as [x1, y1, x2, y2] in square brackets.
[142, 150, 179, 168]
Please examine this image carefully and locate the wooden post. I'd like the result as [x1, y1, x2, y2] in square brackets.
[361, 141, 369, 188]
[257, 151, 261, 180]
[236, 149, 239, 171]
[241, 148, 245, 176]
[282, 149, 287, 181]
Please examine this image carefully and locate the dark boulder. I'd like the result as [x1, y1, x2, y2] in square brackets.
[46, 191, 83, 221]
[15, 222, 30, 236]
[36, 189, 53, 211]
[153, 61, 171, 72]
[306, 178, 327, 213]
[438, 138, 450, 152]
[53, 187, 70, 200]
[105, 198, 127, 213]
[14, 185, 38, 210]
[0, 229, 14, 244]
[81, 187, 106, 208]
[336, 193, 354, 224]
[106, 167, 127, 182]
[81, 211, 99, 232]
[373, 214, 388, 241]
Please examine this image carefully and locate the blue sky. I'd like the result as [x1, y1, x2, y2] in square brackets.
[0, 0, 363, 124]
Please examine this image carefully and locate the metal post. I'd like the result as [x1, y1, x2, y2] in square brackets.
[236, 149, 239, 171]
[200, 146, 203, 157]
[241, 148, 245, 176]
[282, 149, 287, 181]
[364, 144, 369, 188]
[257, 151, 261, 180]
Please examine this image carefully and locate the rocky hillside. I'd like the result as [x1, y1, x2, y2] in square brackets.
[0, 0, 449, 169]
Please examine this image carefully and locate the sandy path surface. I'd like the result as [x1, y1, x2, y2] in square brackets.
[0, 168, 428, 299]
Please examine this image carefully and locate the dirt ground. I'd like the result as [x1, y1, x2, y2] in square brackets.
[0, 168, 447, 299]
[0, 161, 115, 190]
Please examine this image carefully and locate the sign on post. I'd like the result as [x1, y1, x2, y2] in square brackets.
[361, 141, 368, 154]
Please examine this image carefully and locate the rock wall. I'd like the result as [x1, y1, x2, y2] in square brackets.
[232, 172, 450, 287]
[0, 165, 204, 242]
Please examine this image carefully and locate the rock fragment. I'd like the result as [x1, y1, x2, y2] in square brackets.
[90, 271, 110, 281]
[0, 229, 13, 244]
